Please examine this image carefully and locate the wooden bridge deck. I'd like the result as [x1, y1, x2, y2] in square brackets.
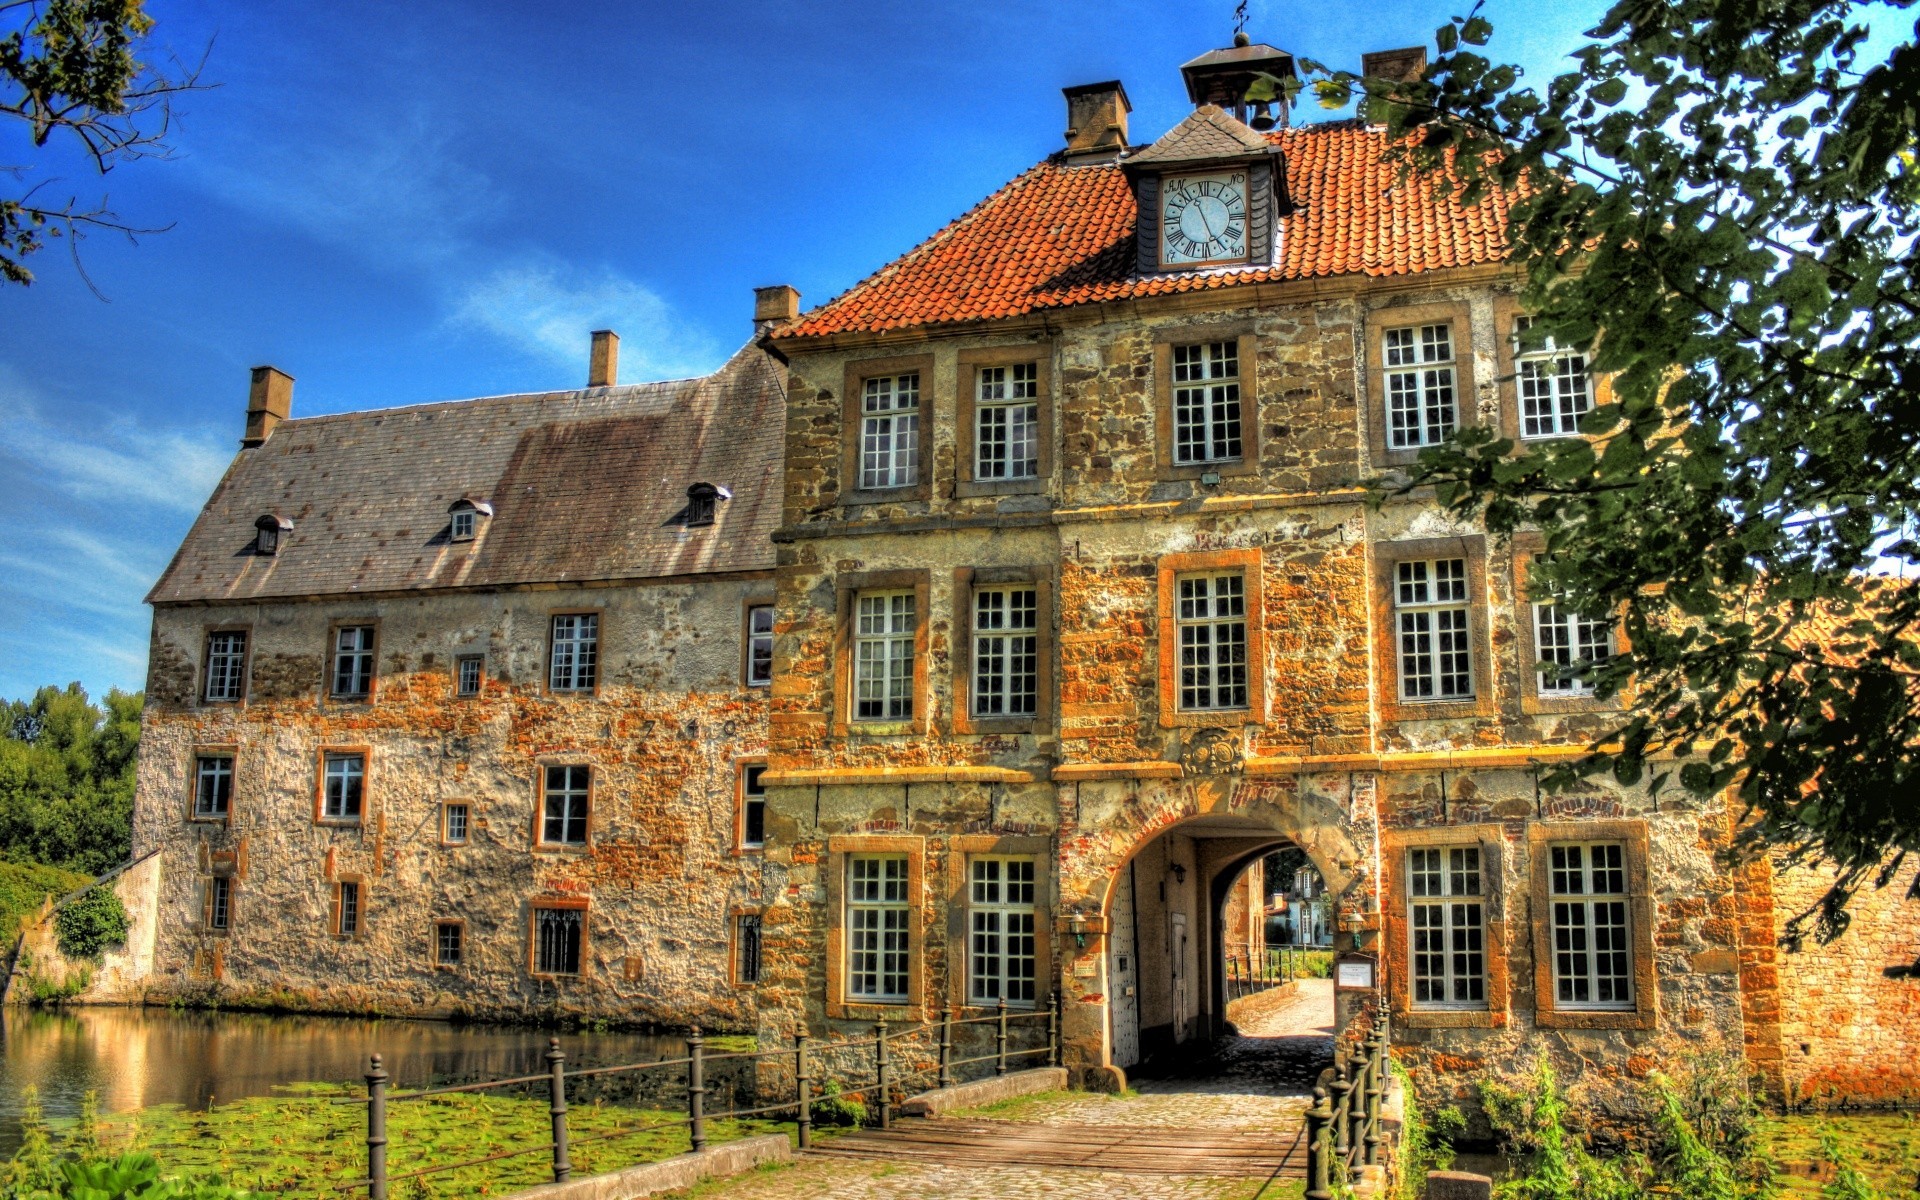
[809, 1116, 1309, 1178]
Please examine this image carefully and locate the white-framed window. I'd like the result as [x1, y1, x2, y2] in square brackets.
[1176, 572, 1248, 710]
[203, 631, 248, 702]
[854, 591, 915, 721]
[331, 626, 375, 698]
[1408, 847, 1485, 1008]
[1384, 323, 1457, 449]
[206, 876, 232, 931]
[320, 752, 365, 822]
[973, 587, 1038, 718]
[335, 880, 362, 937]
[1534, 602, 1612, 696]
[451, 509, 476, 541]
[549, 614, 598, 693]
[740, 763, 767, 850]
[746, 605, 775, 686]
[1172, 341, 1242, 464]
[456, 654, 484, 697]
[969, 857, 1037, 1005]
[1396, 559, 1473, 700]
[1549, 842, 1633, 1010]
[541, 765, 590, 846]
[193, 755, 233, 819]
[436, 921, 463, 966]
[443, 802, 469, 845]
[859, 373, 921, 490]
[847, 854, 910, 1002]
[533, 906, 583, 975]
[975, 363, 1039, 480]
[1515, 317, 1591, 439]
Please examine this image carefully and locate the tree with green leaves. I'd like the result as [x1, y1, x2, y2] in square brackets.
[2, 0, 206, 287]
[0, 684, 140, 874]
[1306, 1, 1919, 940]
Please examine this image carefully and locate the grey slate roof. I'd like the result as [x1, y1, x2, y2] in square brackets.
[1126, 105, 1274, 166]
[148, 342, 786, 604]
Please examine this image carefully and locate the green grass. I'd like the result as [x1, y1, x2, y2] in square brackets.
[1761, 1110, 1920, 1196]
[0, 859, 90, 940]
[948, 1088, 1080, 1121]
[89, 1082, 791, 1197]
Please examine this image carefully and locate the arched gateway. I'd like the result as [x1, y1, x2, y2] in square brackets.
[1055, 766, 1382, 1087]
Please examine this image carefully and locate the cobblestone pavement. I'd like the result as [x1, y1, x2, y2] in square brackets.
[688, 1157, 1284, 1199]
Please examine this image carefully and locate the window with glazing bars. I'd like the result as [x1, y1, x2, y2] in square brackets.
[1384, 324, 1457, 448]
[203, 631, 247, 702]
[1409, 847, 1485, 1007]
[534, 907, 583, 975]
[741, 764, 766, 849]
[736, 913, 763, 985]
[854, 591, 915, 721]
[335, 880, 361, 937]
[1396, 559, 1473, 700]
[541, 765, 590, 846]
[973, 587, 1038, 718]
[859, 373, 920, 490]
[1177, 573, 1248, 710]
[847, 855, 910, 1001]
[206, 876, 232, 931]
[1549, 842, 1633, 1009]
[1172, 342, 1242, 464]
[436, 921, 463, 966]
[548, 614, 598, 692]
[331, 626, 375, 698]
[443, 803, 469, 844]
[194, 755, 232, 819]
[456, 655, 484, 697]
[746, 605, 774, 686]
[975, 363, 1039, 480]
[970, 857, 1037, 1004]
[1534, 601, 1612, 696]
[320, 752, 364, 822]
[1515, 317, 1591, 439]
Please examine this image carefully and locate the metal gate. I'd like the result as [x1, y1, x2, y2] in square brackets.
[1108, 864, 1140, 1069]
[1170, 911, 1190, 1043]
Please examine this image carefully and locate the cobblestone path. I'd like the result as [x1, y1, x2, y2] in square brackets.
[673, 981, 1334, 1199]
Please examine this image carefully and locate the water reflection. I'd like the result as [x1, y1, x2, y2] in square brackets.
[0, 1007, 692, 1155]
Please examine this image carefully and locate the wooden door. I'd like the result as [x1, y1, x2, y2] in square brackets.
[1108, 866, 1140, 1069]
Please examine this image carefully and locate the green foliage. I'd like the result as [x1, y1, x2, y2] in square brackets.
[1818, 1131, 1885, 1200]
[1395, 1063, 1459, 1199]
[0, 860, 91, 941]
[0, 685, 139, 876]
[1483, 1058, 1638, 1200]
[1, 1087, 262, 1200]
[812, 1078, 869, 1127]
[53, 887, 127, 961]
[1332, 0, 1920, 929]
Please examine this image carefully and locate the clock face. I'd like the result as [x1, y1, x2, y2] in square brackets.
[1161, 172, 1249, 266]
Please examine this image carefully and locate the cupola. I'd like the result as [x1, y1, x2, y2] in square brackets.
[1178, 32, 1298, 130]
[254, 513, 292, 556]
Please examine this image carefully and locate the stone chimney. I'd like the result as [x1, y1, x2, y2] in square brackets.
[242, 366, 293, 447]
[753, 285, 801, 334]
[1062, 81, 1131, 164]
[588, 329, 619, 388]
[1361, 46, 1428, 85]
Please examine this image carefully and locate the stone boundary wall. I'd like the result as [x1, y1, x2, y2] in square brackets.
[3, 851, 161, 1005]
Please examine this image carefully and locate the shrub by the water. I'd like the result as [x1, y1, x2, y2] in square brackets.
[53, 886, 128, 960]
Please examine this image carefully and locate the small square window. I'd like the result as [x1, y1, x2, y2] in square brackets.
[193, 755, 233, 820]
[741, 764, 767, 850]
[451, 510, 476, 541]
[435, 921, 464, 967]
[455, 655, 484, 698]
[443, 803, 470, 845]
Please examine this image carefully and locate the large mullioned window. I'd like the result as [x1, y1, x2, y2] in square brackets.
[548, 614, 598, 693]
[1384, 323, 1457, 449]
[1534, 602, 1612, 696]
[972, 587, 1038, 718]
[331, 626, 375, 699]
[969, 857, 1037, 1005]
[1548, 842, 1633, 1010]
[859, 373, 921, 490]
[320, 752, 365, 822]
[203, 631, 248, 702]
[1395, 559, 1472, 700]
[541, 765, 590, 846]
[1514, 316, 1592, 439]
[974, 364, 1039, 480]
[1171, 342, 1242, 464]
[854, 591, 915, 721]
[1176, 573, 1248, 711]
[1408, 847, 1486, 1008]
[847, 855, 910, 1002]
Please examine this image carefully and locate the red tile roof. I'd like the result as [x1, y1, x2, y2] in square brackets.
[777, 120, 1520, 340]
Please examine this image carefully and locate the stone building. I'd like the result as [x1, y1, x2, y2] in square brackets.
[114, 32, 1920, 1113]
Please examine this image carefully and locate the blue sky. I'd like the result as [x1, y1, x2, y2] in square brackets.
[0, 0, 1612, 703]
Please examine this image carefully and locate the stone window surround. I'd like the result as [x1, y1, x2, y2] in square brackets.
[729, 903, 765, 988]
[324, 619, 381, 704]
[1510, 535, 1627, 717]
[733, 756, 767, 855]
[943, 834, 1054, 1011]
[433, 918, 465, 970]
[202, 872, 235, 936]
[824, 834, 927, 1020]
[1491, 295, 1611, 446]
[840, 353, 936, 505]
[1151, 323, 1259, 481]
[311, 746, 371, 827]
[951, 567, 1054, 736]
[1380, 823, 1511, 1030]
[331, 874, 368, 941]
[545, 609, 604, 697]
[440, 800, 471, 847]
[1364, 298, 1482, 469]
[954, 343, 1054, 498]
[741, 595, 776, 688]
[533, 761, 594, 852]
[188, 744, 238, 825]
[831, 569, 933, 738]
[1528, 818, 1658, 1030]
[1155, 548, 1267, 729]
[1371, 535, 1496, 724]
[527, 895, 591, 979]
[199, 623, 252, 706]
[453, 652, 486, 699]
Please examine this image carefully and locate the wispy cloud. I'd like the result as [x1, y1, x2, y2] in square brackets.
[0, 386, 230, 516]
[448, 259, 717, 379]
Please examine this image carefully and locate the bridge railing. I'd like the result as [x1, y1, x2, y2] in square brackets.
[1224, 945, 1326, 1000]
[1303, 1018, 1389, 1200]
[334, 995, 1061, 1198]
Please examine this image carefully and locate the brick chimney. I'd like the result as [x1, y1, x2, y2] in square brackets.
[1062, 81, 1131, 164]
[242, 366, 293, 447]
[588, 329, 619, 388]
[753, 285, 801, 334]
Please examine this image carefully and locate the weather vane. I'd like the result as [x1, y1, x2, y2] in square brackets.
[1233, 0, 1249, 35]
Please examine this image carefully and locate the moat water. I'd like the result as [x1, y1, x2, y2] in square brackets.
[0, 1006, 694, 1154]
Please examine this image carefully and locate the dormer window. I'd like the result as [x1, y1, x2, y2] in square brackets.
[684, 482, 730, 528]
[447, 496, 493, 543]
[254, 514, 292, 556]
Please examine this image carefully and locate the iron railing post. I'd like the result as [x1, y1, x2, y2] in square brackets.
[1304, 1085, 1333, 1200]
[546, 1037, 571, 1183]
[938, 1003, 953, 1088]
[794, 1034, 812, 1152]
[1364, 1025, 1386, 1166]
[364, 1054, 389, 1200]
[995, 998, 1009, 1076]
[1048, 990, 1061, 1068]
[1348, 1049, 1369, 1170]
[1330, 1056, 1353, 1172]
[688, 1026, 707, 1153]
[875, 1018, 891, 1130]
